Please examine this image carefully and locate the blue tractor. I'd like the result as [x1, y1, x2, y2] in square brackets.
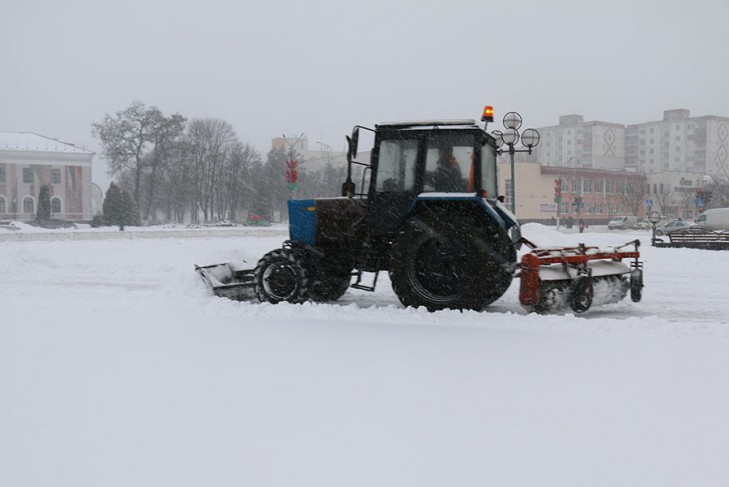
[196, 108, 644, 313]
[198, 108, 521, 311]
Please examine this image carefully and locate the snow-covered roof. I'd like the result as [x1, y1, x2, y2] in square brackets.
[0, 132, 93, 154]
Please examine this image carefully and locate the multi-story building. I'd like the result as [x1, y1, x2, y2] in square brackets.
[498, 159, 646, 224]
[0, 132, 94, 222]
[536, 114, 625, 170]
[625, 109, 729, 178]
[645, 171, 706, 220]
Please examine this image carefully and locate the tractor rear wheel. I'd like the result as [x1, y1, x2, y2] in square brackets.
[254, 248, 311, 304]
[389, 217, 514, 311]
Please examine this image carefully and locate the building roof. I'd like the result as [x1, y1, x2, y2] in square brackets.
[0, 132, 93, 154]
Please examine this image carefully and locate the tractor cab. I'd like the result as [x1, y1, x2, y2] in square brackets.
[342, 118, 507, 243]
[344, 119, 500, 199]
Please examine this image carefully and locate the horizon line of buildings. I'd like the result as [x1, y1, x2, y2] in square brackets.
[1, 107, 725, 223]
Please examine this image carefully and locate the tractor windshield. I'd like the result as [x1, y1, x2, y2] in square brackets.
[423, 132, 497, 196]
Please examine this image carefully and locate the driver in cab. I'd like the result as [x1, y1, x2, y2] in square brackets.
[425, 148, 463, 192]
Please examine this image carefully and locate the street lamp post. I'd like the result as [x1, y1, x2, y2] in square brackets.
[491, 112, 540, 214]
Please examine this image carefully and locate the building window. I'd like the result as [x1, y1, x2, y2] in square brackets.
[571, 178, 580, 192]
[23, 197, 34, 214]
[0, 165, 5, 183]
[51, 197, 62, 214]
[595, 179, 603, 193]
[23, 168, 33, 183]
[583, 179, 592, 193]
[51, 169, 61, 184]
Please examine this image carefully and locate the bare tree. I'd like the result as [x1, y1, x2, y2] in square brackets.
[219, 142, 261, 221]
[259, 146, 300, 222]
[153, 138, 194, 223]
[655, 186, 675, 216]
[184, 119, 237, 221]
[92, 100, 185, 219]
[619, 179, 645, 216]
[141, 113, 186, 220]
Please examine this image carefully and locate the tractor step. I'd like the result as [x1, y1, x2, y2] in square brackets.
[351, 270, 379, 292]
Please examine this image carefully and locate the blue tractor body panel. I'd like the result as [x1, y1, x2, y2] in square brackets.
[288, 199, 318, 246]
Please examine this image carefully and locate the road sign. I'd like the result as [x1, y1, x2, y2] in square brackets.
[645, 199, 653, 207]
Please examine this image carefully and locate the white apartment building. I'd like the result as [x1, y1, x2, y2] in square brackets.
[536, 114, 625, 171]
[625, 109, 729, 178]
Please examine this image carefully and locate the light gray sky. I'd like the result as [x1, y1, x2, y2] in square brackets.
[2, 0, 728, 189]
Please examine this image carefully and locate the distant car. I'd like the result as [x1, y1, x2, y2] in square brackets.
[633, 220, 651, 230]
[655, 219, 695, 236]
[608, 215, 638, 230]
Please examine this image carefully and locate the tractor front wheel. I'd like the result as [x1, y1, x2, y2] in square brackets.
[254, 248, 311, 304]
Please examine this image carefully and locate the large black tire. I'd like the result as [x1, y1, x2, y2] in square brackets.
[253, 248, 311, 304]
[389, 217, 514, 311]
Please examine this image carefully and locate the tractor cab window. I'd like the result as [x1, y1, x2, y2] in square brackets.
[480, 141, 497, 198]
[423, 135, 472, 193]
[376, 139, 418, 192]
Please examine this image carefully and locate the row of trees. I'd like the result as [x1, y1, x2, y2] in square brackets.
[92, 101, 345, 224]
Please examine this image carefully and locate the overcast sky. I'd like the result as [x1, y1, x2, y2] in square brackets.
[2, 0, 728, 189]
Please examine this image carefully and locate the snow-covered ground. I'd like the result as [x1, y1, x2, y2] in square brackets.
[1, 222, 728, 486]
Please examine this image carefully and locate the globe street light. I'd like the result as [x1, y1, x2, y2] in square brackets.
[493, 111, 540, 214]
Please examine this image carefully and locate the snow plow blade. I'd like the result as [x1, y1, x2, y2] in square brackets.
[194, 263, 256, 301]
[518, 239, 643, 314]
